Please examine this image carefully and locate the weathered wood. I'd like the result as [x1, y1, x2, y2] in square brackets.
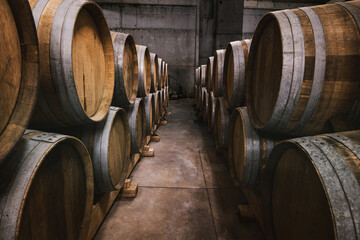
[214, 97, 230, 151]
[150, 53, 159, 92]
[142, 147, 155, 157]
[136, 45, 151, 97]
[0, 130, 94, 240]
[30, 0, 114, 128]
[228, 107, 276, 188]
[263, 130, 360, 240]
[151, 132, 161, 142]
[0, 0, 39, 163]
[223, 40, 251, 111]
[144, 94, 156, 136]
[111, 32, 138, 108]
[118, 183, 138, 198]
[127, 98, 146, 154]
[207, 92, 216, 133]
[246, 2, 360, 136]
[206, 56, 214, 92]
[212, 49, 226, 97]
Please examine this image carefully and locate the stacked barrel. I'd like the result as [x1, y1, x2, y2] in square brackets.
[0, 0, 170, 239]
[195, 1, 360, 239]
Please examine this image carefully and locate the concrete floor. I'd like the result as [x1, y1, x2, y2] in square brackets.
[95, 99, 264, 240]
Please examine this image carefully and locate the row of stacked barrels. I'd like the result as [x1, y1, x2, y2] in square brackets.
[0, 0, 170, 239]
[195, 1, 360, 240]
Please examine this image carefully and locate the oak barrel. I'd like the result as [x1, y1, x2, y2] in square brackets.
[165, 86, 170, 108]
[0, 130, 93, 240]
[150, 53, 159, 92]
[160, 88, 166, 116]
[195, 67, 200, 85]
[30, 0, 114, 128]
[161, 61, 166, 88]
[200, 64, 207, 87]
[136, 45, 151, 97]
[165, 63, 169, 87]
[263, 130, 360, 240]
[0, 0, 39, 163]
[127, 98, 146, 154]
[228, 107, 275, 188]
[214, 97, 230, 151]
[246, 1, 360, 136]
[206, 56, 214, 92]
[157, 58, 163, 90]
[223, 39, 251, 111]
[194, 84, 199, 107]
[212, 49, 226, 97]
[78, 107, 130, 193]
[202, 89, 209, 122]
[111, 32, 138, 107]
[144, 94, 156, 135]
[154, 91, 162, 125]
[207, 92, 216, 133]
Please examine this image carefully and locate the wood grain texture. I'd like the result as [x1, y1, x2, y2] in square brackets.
[212, 49, 226, 97]
[111, 32, 138, 108]
[0, 0, 39, 164]
[136, 45, 151, 97]
[157, 58, 163, 90]
[154, 91, 162, 125]
[223, 40, 251, 111]
[30, 0, 114, 128]
[150, 53, 159, 92]
[144, 94, 156, 135]
[126, 98, 146, 154]
[214, 97, 230, 151]
[0, 131, 94, 240]
[246, 1, 360, 136]
[263, 130, 360, 240]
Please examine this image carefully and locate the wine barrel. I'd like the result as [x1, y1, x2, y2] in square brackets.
[195, 67, 200, 85]
[127, 98, 146, 154]
[0, 0, 39, 163]
[202, 90, 209, 122]
[160, 88, 166, 116]
[199, 87, 207, 113]
[30, 0, 114, 129]
[214, 97, 230, 150]
[223, 39, 251, 111]
[0, 130, 93, 240]
[157, 58, 163, 90]
[111, 32, 138, 107]
[154, 91, 162, 125]
[263, 130, 360, 240]
[77, 107, 130, 193]
[194, 84, 199, 107]
[212, 49, 226, 97]
[228, 107, 276, 188]
[136, 45, 151, 97]
[165, 86, 170, 108]
[246, 1, 360, 137]
[206, 56, 214, 92]
[165, 63, 169, 87]
[144, 94, 156, 135]
[207, 92, 216, 133]
[150, 53, 159, 92]
[161, 61, 166, 88]
[200, 64, 207, 87]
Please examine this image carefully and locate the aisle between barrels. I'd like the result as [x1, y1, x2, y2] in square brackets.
[95, 99, 264, 240]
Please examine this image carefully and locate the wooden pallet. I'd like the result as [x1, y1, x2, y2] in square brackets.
[86, 134, 153, 239]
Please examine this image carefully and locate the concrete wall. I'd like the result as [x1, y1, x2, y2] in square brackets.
[96, 0, 197, 97]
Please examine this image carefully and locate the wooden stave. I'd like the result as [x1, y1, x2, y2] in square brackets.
[212, 49, 226, 97]
[111, 32, 138, 108]
[214, 97, 230, 151]
[207, 92, 216, 133]
[195, 67, 200, 85]
[144, 94, 156, 135]
[160, 88, 166, 116]
[202, 90, 209, 122]
[246, 3, 360, 137]
[150, 53, 159, 92]
[165, 63, 169, 87]
[263, 130, 360, 240]
[0, 0, 39, 163]
[199, 87, 207, 113]
[154, 91, 162, 125]
[223, 40, 251, 111]
[80, 107, 131, 193]
[165, 86, 169, 108]
[228, 107, 275, 188]
[31, 0, 114, 128]
[0, 130, 94, 240]
[206, 56, 214, 92]
[136, 45, 151, 97]
[126, 98, 146, 154]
